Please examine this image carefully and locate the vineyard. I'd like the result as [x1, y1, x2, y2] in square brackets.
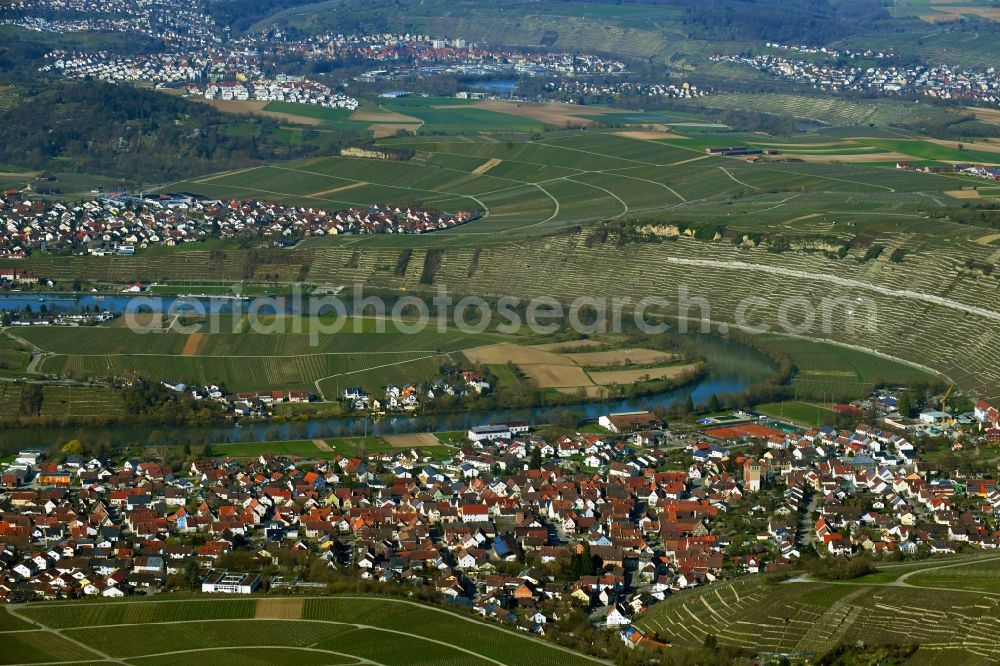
[19, 322, 508, 394]
[636, 555, 1000, 663]
[681, 92, 955, 127]
[4, 596, 600, 666]
[3, 130, 1000, 399]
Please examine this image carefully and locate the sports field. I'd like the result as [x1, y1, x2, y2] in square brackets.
[2, 596, 602, 666]
[636, 554, 1000, 663]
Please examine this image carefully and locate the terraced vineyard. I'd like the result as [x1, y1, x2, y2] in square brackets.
[637, 556, 1000, 663]
[5, 131, 1000, 398]
[3, 596, 600, 666]
[680, 93, 955, 127]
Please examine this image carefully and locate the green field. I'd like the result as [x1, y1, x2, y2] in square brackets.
[5, 596, 601, 666]
[753, 400, 840, 426]
[212, 439, 337, 459]
[636, 555, 1000, 663]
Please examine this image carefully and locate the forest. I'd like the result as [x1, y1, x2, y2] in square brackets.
[0, 79, 357, 181]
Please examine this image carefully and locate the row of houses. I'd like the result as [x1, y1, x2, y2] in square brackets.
[199, 78, 357, 110]
[344, 372, 493, 413]
[897, 160, 1000, 182]
[5, 0, 220, 49]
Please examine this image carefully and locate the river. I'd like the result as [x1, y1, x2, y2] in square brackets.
[0, 293, 249, 314]
[0, 334, 776, 450]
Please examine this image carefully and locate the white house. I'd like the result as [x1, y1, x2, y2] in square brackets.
[201, 570, 261, 594]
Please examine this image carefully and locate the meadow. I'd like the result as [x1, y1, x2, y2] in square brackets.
[3, 596, 601, 666]
[752, 399, 839, 426]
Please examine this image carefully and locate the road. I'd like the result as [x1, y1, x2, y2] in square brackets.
[783, 553, 1000, 595]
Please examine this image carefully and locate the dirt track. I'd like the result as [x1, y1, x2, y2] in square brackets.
[349, 107, 421, 123]
[308, 182, 368, 197]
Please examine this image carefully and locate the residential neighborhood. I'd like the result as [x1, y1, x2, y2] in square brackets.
[0, 190, 478, 257]
[2, 398, 999, 644]
[712, 46, 1000, 106]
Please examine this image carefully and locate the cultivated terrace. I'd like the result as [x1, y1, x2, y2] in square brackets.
[2, 403, 1000, 645]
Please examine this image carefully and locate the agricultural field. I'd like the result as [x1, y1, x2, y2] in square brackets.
[3, 596, 600, 666]
[0, 333, 31, 377]
[161, 130, 982, 244]
[7, 126, 1000, 399]
[15, 317, 516, 396]
[893, 0, 1000, 25]
[463, 340, 700, 397]
[636, 554, 1000, 662]
[207, 435, 418, 459]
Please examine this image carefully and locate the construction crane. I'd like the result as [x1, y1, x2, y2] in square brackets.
[940, 385, 955, 413]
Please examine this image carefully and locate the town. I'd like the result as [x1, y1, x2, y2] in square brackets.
[2, 395, 999, 648]
[712, 47, 1000, 107]
[0, 190, 479, 258]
